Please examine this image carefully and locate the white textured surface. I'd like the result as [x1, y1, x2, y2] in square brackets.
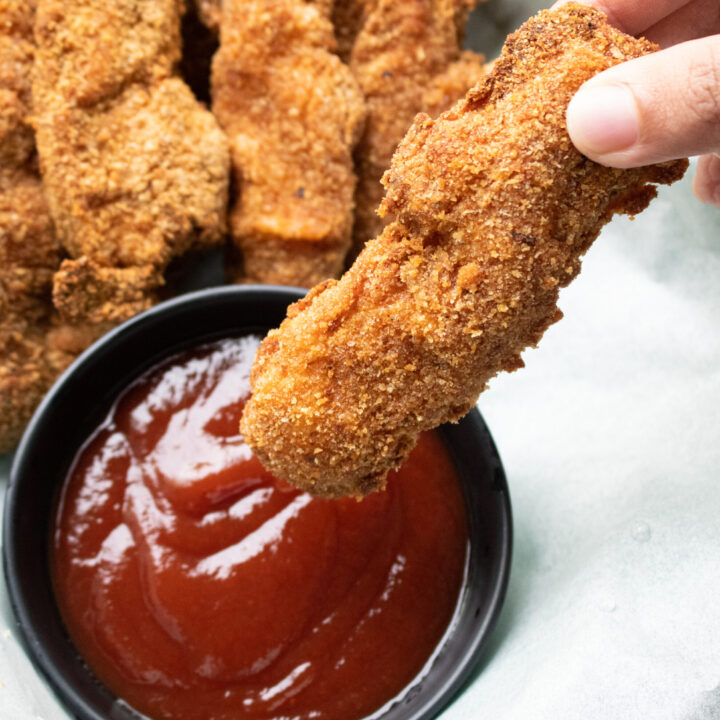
[443, 163, 720, 720]
[2, 3, 720, 718]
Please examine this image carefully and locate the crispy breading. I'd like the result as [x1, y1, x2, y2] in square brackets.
[0, 0, 73, 452]
[240, 4, 689, 498]
[420, 49, 486, 117]
[346, 0, 481, 261]
[0, 171, 56, 323]
[211, 0, 365, 288]
[52, 257, 160, 326]
[0, 1, 36, 167]
[33, 0, 229, 329]
[0, 169, 73, 453]
[0, 324, 72, 452]
[192, 0, 335, 32]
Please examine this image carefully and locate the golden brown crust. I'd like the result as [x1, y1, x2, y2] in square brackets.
[211, 0, 365, 288]
[0, 0, 73, 452]
[0, 325, 72, 452]
[192, 0, 335, 33]
[240, 3, 689, 498]
[419, 49, 485, 117]
[33, 0, 229, 326]
[346, 0, 482, 261]
[0, 0, 36, 167]
[52, 258, 160, 327]
[0, 173, 72, 454]
[0, 0, 231, 452]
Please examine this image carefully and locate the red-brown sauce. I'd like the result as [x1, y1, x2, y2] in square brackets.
[52, 336, 468, 720]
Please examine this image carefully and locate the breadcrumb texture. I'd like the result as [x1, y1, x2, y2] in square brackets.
[33, 0, 229, 331]
[0, 169, 72, 452]
[420, 50, 486, 118]
[346, 0, 483, 261]
[240, 4, 689, 498]
[212, 0, 365, 288]
[0, 0, 72, 452]
[193, 0, 335, 33]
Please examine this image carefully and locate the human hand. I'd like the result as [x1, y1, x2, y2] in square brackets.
[553, 0, 720, 207]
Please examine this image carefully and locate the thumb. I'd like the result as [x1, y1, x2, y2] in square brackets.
[566, 35, 720, 168]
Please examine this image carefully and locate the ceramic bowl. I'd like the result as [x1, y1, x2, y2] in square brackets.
[3, 285, 512, 720]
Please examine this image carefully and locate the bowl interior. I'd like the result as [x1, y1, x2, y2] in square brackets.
[3, 285, 511, 720]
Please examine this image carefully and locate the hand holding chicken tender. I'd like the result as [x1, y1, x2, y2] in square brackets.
[240, 4, 688, 498]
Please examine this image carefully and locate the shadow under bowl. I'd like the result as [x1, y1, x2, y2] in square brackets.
[3, 284, 512, 720]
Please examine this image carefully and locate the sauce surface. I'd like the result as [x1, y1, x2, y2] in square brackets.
[53, 336, 468, 720]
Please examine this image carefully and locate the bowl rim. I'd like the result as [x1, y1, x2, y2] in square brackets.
[3, 284, 512, 720]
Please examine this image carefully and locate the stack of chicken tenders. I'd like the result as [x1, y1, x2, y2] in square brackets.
[1, 1, 687, 477]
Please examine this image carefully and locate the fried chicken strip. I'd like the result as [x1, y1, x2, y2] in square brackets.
[420, 49, 486, 117]
[240, 4, 689, 498]
[0, 0, 73, 452]
[346, 0, 483, 261]
[33, 0, 229, 337]
[192, 0, 335, 32]
[211, 0, 365, 288]
[0, 169, 73, 452]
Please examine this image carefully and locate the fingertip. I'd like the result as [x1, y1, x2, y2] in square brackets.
[566, 83, 640, 166]
[693, 154, 720, 208]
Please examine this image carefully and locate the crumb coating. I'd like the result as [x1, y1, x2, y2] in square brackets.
[0, 0, 73, 452]
[212, 0, 365, 288]
[240, 4, 689, 498]
[33, 0, 229, 328]
[346, 0, 483, 261]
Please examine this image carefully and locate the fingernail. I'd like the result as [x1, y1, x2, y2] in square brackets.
[567, 84, 640, 156]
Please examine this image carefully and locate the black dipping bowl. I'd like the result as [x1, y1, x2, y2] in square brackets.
[3, 285, 512, 720]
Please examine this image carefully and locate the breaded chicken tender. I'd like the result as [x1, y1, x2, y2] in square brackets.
[0, 169, 73, 452]
[240, 4, 689, 498]
[346, 0, 482, 261]
[193, 0, 335, 32]
[0, 0, 72, 452]
[211, 0, 365, 288]
[420, 49, 486, 117]
[33, 0, 229, 337]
